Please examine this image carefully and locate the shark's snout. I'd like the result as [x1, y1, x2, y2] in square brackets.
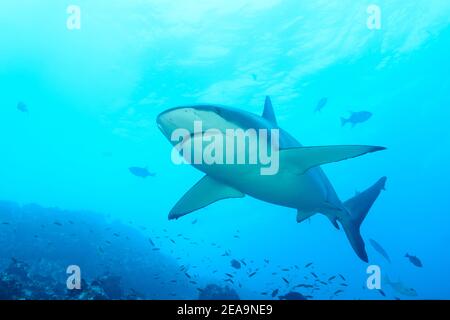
[156, 107, 202, 139]
[156, 109, 178, 137]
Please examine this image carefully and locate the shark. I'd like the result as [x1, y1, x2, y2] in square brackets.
[156, 96, 387, 262]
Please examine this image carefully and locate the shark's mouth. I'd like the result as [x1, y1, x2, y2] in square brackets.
[157, 122, 168, 136]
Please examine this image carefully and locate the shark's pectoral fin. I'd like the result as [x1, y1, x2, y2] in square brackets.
[279, 145, 386, 174]
[296, 210, 315, 224]
[168, 175, 245, 220]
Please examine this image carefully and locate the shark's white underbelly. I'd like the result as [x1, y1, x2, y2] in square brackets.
[178, 119, 340, 212]
[193, 163, 329, 211]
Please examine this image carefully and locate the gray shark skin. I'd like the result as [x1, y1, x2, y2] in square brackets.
[157, 96, 387, 262]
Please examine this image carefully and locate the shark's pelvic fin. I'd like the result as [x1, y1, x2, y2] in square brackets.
[279, 145, 386, 174]
[340, 176, 388, 262]
[168, 175, 245, 220]
[262, 96, 278, 126]
[296, 210, 315, 224]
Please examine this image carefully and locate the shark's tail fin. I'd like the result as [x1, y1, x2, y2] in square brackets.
[340, 177, 387, 262]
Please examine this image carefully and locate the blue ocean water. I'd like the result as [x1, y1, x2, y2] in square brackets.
[0, 0, 449, 300]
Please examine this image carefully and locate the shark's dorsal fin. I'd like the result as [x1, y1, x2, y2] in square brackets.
[262, 96, 277, 126]
[168, 175, 244, 220]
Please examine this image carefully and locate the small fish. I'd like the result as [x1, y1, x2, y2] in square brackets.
[113, 233, 120, 237]
[378, 290, 386, 297]
[369, 239, 391, 263]
[101, 151, 113, 157]
[225, 279, 234, 284]
[341, 111, 372, 127]
[271, 289, 279, 297]
[279, 292, 307, 300]
[251, 73, 257, 81]
[129, 166, 155, 178]
[248, 272, 257, 278]
[53, 221, 63, 226]
[230, 259, 241, 269]
[334, 290, 344, 295]
[240, 259, 247, 266]
[305, 262, 313, 268]
[17, 101, 28, 113]
[185, 272, 191, 279]
[264, 259, 270, 264]
[315, 97, 328, 113]
[385, 275, 418, 297]
[282, 277, 290, 284]
[281, 268, 290, 272]
[148, 238, 155, 246]
[311, 272, 318, 278]
[170, 239, 176, 244]
[225, 273, 234, 278]
[338, 274, 346, 281]
[191, 219, 198, 225]
[405, 253, 423, 268]
[294, 284, 313, 289]
[328, 276, 336, 281]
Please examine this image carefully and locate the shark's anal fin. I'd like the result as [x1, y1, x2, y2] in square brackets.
[329, 217, 340, 230]
[280, 145, 386, 174]
[168, 175, 245, 220]
[262, 96, 278, 126]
